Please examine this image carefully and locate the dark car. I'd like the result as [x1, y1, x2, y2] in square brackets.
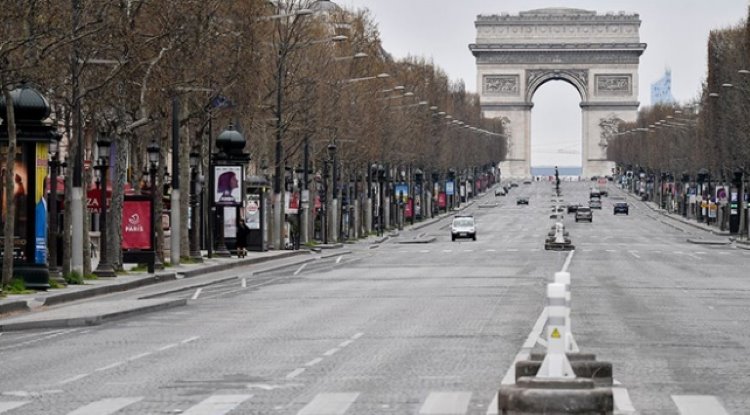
[510, 182, 519, 188]
[575, 206, 593, 222]
[613, 202, 629, 215]
[517, 197, 529, 205]
[566, 203, 581, 213]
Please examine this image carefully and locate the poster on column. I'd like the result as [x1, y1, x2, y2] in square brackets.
[224, 206, 237, 238]
[245, 194, 261, 230]
[214, 165, 242, 206]
[35, 143, 48, 264]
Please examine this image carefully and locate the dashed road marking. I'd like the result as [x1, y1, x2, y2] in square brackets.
[323, 348, 340, 356]
[294, 263, 307, 275]
[672, 395, 729, 415]
[305, 358, 323, 367]
[181, 394, 253, 415]
[0, 401, 28, 413]
[286, 368, 305, 379]
[297, 392, 359, 415]
[182, 336, 200, 344]
[157, 343, 179, 352]
[613, 387, 636, 413]
[95, 361, 124, 372]
[419, 392, 472, 414]
[629, 251, 641, 259]
[335, 255, 343, 264]
[66, 397, 143, 415]
[191, 288, 203, 300]
[338, 340, 354, 348]
[57, 374, 89, 385]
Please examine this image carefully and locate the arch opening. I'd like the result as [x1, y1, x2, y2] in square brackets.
[530, 80, 582, 176]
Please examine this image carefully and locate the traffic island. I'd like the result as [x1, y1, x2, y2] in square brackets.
[517, 353, 613, 387]
[498, 377, 613, 415]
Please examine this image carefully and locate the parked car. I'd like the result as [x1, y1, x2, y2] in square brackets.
[613, 202, 629, 215]
[523, 180, 532, 185]
[510, 182, 519, 188]
[517, 197, 529, 205]
[566, 203, 581, 213]
[575, 206, 593, 222]
[589, 199, 602, 209]
[451, 215, 476, 241]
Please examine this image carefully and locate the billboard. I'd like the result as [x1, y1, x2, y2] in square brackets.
[214, 165, 242, 206]
[122, 198, 153, 250]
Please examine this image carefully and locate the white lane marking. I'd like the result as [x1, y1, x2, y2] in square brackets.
[66, 397, 143, 415]
[127, 352, 152, 361]
[463, 249, 474, 252]
[708, 306, 715, 310]
[335, 255, 343, 264]
[0, 330, 75, 352]
[191, 288, 203, 300]
[182, 336, 200, 344]
[338, 340, 354, 348]
[613, 387, 636, 413]
[323, 348, 340, 356]
[695, 251, 706, 255]
[419, 392, 472, 414]
[294, 263, 307, 276]
[58, 374, 89, 385]
[672, 395, 729, 415]
[241, 278, 247, 288]
[606, 249, 616, 253]
[506, 249, 519, 252]
[562, 250, 575, 272]
[486, 393, 498, 415]
[297, 392, 359, 415]
[442, 250, 453, 253]
[305, 358, 323, 367]
[420, 250, 430, 253]
[486, 249, 497, 252]
[286, 368, 305, 379]
[158, 343, 179, 352]
[0, 401, 29, 413]
[95, 361, 124, 371]
[629, 251, 641, 259]
[181, 394, 253, 415]
[351, 332, 364, 340]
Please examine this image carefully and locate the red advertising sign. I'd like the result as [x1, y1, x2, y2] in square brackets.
[122, 199, 152, 250]
[438, 192, 447, 208]
[87, 188, 111, 213]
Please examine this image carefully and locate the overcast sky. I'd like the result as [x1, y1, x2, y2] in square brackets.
[339, 0, 748, 167]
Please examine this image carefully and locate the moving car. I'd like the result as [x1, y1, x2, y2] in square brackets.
[523, 180, 532, 184]
[451, 215, 476, 241]
[510, 182, 519, 188]
[495, 188, 506, 196]
[589, 199, 602, 209]
[575, 206, 593, 222]
[613, 202, 629, 215]
[517, 197, 529, 205]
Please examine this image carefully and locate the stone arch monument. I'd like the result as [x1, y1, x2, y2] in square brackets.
[469, 8, 647, 178]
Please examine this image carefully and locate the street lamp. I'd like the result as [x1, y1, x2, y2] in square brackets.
[189, 147, 203, 262]
[93, 134, 116, 278]
[147, 140, 164, 269]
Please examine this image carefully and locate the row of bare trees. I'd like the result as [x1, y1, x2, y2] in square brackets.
[609, 9, 750, 182]
[1, 0, 506, 286]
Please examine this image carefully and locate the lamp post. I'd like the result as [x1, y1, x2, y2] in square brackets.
[189, 147, 203, 262]
[93, 134, 116, 278]
[47, 136, 65, 284]
[147, 140, 164, 270]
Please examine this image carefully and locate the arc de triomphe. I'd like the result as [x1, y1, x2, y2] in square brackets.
[469, 8, 647, 178]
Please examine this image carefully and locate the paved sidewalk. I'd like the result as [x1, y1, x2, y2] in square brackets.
[617, 187, 737, 245]
[0, 249, 308, 320]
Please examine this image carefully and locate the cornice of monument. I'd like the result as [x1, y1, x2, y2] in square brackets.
[476, 9, 641, 25]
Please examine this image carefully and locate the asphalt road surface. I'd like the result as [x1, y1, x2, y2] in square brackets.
[1, 180, 748, 414]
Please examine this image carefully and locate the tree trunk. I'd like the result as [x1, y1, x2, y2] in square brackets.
[111, 130, 128, 270]
[179, 119, 189, 258]
[2, 83, 17, 287]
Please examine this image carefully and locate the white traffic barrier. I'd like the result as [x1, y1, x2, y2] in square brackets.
[537, 283, 575, 378]
[554, 271, 579, 353]
[554, 222, 566, 244]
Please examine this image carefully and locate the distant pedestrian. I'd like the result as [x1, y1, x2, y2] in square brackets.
[236, 218, 250, 258]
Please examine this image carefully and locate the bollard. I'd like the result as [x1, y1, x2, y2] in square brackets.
[537, 283, 575, 378]
[554, 222, 566, 244]
[554, 271, 579, 353]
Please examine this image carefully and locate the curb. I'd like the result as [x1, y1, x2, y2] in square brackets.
[179, 250, 309, 278]
[0, 300, 29, 315]
[686, 238, 732, 245]
[42, 271, 178, 307]
[0, 298, 188, 331]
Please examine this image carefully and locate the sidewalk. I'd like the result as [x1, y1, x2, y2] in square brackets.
[618, 187, 736, 246]
[0, 249, 310, 324]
